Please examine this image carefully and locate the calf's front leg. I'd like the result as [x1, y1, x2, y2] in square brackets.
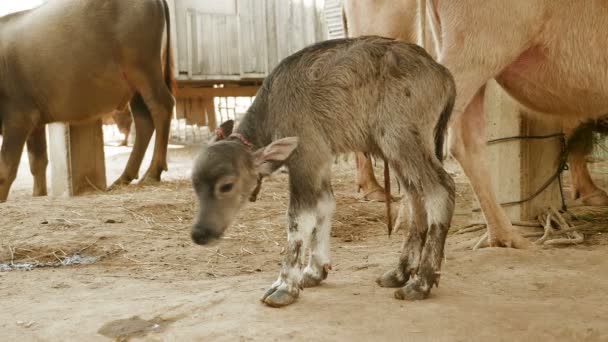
[261, 207, 316, 307]
[302, 192, 335, 288]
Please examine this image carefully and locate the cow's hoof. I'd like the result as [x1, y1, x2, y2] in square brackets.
[581, 189, 608, 206]
[394, 280, 430, 301]
[261, 287, 299, 308]
[301, 264, 330, 288]
[140, 174, 161, 185]
[487, 232, 532, 249]
[108, 177, 133, 191]
[377, 268, 408, 288]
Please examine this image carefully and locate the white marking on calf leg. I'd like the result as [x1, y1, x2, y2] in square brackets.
[270, 210, 316, 293]
[424, 184, 454, 228]
[395, 175, 455, 300]
[303, 194, 335, 287]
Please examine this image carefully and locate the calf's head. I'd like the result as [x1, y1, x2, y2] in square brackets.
[191, 120, 298, 245]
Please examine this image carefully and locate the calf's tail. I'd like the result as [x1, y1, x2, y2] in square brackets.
[433, 88, 455, 162]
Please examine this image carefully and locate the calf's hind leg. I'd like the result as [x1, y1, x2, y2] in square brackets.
[376, 137, 455, 300]
[395, 167, 454, 300]
[377, 185, 428, 288]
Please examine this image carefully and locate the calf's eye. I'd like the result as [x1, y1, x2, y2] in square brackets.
[219, 183, 234, 193]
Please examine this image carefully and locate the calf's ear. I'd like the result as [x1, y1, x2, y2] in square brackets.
[254, 137, 299, 176]
[209, 120, 235, 143]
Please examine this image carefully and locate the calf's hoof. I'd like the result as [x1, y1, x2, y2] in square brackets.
[301, 264, 330, 288]
[394, 279, 430, 301]
[261, 286, 299, 308]
[376, 268, 408, 288]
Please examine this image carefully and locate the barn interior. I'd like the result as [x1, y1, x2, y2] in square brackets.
[1, 1, 607, 341]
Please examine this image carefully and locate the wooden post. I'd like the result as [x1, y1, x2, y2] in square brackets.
[203, 98, 217, 131]
[48, 120, 107, 197]
[476, 80, 563, 221]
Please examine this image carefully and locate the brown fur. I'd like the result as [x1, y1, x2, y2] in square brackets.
[0, 0, 175, 201]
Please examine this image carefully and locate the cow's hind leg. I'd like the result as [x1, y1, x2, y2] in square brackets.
[111, 94, 155, 188]
[121, 64, 174, 185]
[563, 119, 608, 206]
[0, 124, 32, 202]
[355, 152, 388, 202]
[26, 125, 48, 197]
[135, 71, 174, 184]
[395, 166, 455, 300]
[261, 157, 333, 307]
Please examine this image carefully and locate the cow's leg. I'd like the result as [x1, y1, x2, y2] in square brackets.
[562, 120, 608, 206]
[377, 184, 428, 288]
[111, 94, 155, 188]
[0, 125, 32, 202]
[26, 125, 48, 197]
[261, 158, 332, 307]
[438, 46, 533, 248]
[302, 171, 335, 288]
[395, 166, 455, 300]
[448, 86, 530, 248]
[121, 65, 174, 185]
[138, 77, 174, 184]
[569, 151, 608, 205]
[355, 152, 387, 202]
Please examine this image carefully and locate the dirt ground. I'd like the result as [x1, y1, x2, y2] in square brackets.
[1, 138, 607, 341]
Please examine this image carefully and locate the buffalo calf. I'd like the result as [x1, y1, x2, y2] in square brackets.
[191, 36, 456, 307]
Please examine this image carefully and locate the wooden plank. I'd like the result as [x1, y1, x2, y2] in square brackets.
[238, 0, 268, 76]
[48, 123, 70, 197]
[324, 0, 345, 39]
[176, 85, 259, 99]
[48, 121, 107, 197]
[265, 0, 279, 71]
[69, 120, 107, 195]
[204, 98, 217, 131]
[174, 0, 237, 74]
[188, 98, 206, 126]
[478, 80, 562, 221]
[176, 99, 187, 119]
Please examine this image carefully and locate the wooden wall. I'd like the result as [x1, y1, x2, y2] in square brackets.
[173, 0, 327, 81]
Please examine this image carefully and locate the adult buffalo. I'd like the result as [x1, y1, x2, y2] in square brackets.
[0, 0, 175, 201]
[344, 0, 608, 248]
[103, 107, 134, 147]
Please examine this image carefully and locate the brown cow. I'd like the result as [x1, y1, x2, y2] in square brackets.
[0, 0, 175, 201]
[344, 0, 608, 248]
[102, 107, 134, 147]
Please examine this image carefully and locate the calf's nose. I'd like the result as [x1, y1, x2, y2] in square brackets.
[191, 226, 219, 245]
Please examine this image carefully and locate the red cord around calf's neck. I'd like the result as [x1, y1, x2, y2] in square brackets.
[215, 127, 252, 148]
[229, 133, 253, 148]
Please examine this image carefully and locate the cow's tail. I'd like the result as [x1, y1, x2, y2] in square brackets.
[162, 0, 176, 95]
[341, 5, 349, 37]
[433, 82, 455, 162]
